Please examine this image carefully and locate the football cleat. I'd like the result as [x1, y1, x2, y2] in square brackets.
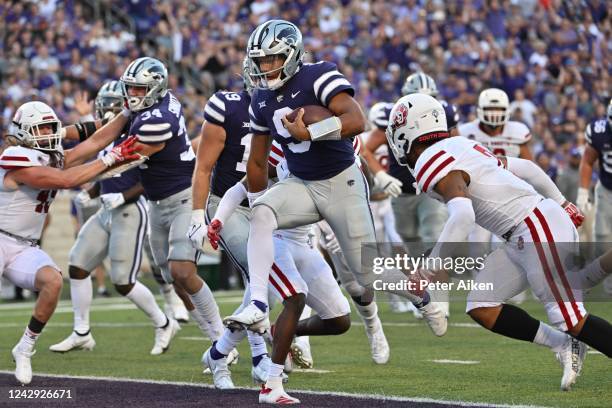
[202, 347, 234, 389]
[290, 339, 313, 369]
[203, 348, 239, 374]
[223, 302, 270, 334]
[259, 384, 300, 404]
[366, 322, 390, 365]
[12, 344, 34, 385]
[151, 317, 180, 355]
[556, 337, 587, 391]
[49, 332, 96, 353]
[163, 289, 189, 323]
[418, 302, 448, 336]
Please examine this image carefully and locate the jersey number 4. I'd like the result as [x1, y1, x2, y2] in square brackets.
[35, 190, 57, 214]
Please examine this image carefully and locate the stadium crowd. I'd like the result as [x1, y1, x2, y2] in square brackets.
[0, 0, 610, 181]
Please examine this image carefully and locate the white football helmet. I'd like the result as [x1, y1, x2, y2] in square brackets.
[402, 72, 439, 97]
[477, 88, 509, 127]
[368, 102, 393, 129]
[246, 19, 304, 90]
[9, 101, 63, 152]
[386, 94, 448, 174]
[120, 57, 168, 112]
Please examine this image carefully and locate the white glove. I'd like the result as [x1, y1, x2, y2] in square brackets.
[103, 111, 116, 121]
[100, 192, 125, 211]
[74, 190, 92, 207]
[374, 170, 403, 198]
[317, 221, 341, 254]
[576, 187, 591, 214]
[187, 209, 206, 250]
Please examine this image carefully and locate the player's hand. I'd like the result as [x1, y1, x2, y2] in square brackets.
[317, 221, 341, 254]
[101, 136, 141, 167]
[576, 187, 591, 214]
[374, 170, 403, 198]
[281, 108, 310, 141]
[562, 201, 585, 228]
[187, 210, 206, 250]
[74, 91, 93, 117]
[100, 192, 125, 211]
[103, 111, 117, 121]
[74, 190, 92, 207]
[207, 219, 223, 250]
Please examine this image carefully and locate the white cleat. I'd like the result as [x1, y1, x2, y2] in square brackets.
[49, 332, 96, 353]
[203, 348, 239, 374]
[12, 345, 34, 385]
[290, 339, 313, 369]
[202, 347, 234, 389]
[418, 302, 448, 336]
[151, 317, 180, 355]
[556, 337, 587, 391]
[366, 322, 390, 365]
[223, 302, 270, 334]
[163, 289, 189, 323]
[259, 384, 300, 404]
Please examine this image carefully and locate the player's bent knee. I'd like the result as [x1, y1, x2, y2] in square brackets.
[68, 265, 90, 280]
[170, 261, 196, 283]
[283, 293, 306, 311]
[328, 314, 351, 334]
[114, 283, 135, 296]
[36, 266, 63, 294]
[467, 306, 501, 330]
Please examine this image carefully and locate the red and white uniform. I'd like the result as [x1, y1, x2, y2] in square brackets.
[0, 146, 60, 291]
[458, 120, 530, 158]
[415, 136, 585, 331]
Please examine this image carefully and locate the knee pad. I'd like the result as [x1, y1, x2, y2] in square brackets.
[341, 280, 366, 298]
[251, 205, 278, 232]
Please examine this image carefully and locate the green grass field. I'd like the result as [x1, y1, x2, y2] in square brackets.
[1, 287, 610, 408]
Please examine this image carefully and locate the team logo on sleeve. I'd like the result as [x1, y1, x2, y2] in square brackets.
[391, 103, 409, 130]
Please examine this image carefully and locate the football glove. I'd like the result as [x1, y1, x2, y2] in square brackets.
[100, 193, 125, 211]
[563, 201, 585, 228]
[207, 219, 223, 250]
[374, 171, 403, 198]
[187, 209, 206, 250]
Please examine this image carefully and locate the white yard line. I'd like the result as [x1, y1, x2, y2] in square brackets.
[429, 359, 481, 365]
[0, 370, 550, 408]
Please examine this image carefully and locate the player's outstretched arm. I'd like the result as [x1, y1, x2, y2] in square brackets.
[192, 121, 226, 212]
[246, 134, 272, 199]
[64, 111, 130, 168]
[503, 156, 566, 204]
[577, 144, 598, 211]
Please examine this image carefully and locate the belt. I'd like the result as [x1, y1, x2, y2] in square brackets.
[0, 228, 40, 247]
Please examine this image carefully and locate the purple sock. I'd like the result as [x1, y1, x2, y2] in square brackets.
[252, 353, 267, 367]
[210, 342, 226, 360]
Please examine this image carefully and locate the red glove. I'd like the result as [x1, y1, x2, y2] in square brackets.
[563, 202, 584, 228]
[101, 136, 142, 167]
[207, 219, 223, 250]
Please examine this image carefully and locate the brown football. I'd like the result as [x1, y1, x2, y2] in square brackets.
[285, 105, 333, 125]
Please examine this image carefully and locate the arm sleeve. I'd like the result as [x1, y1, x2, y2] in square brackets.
[312, 62, 355, 107]
[429, 197, 476, 259]
[134, 120, 173, 144]
[506, 157, 565, 205]
[203, 93, 227, 126]
[213, 182, 248, 225]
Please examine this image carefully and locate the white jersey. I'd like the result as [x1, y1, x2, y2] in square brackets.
[0, 146, 58, 240]
[414, 137, 542, 238]
[458, 120, 530, 158]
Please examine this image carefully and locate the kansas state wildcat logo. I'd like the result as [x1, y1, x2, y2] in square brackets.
[391, 103, 409, 130]
[277, 26, 298, 45]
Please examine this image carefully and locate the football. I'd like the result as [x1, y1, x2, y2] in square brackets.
[285, 105, 333, 125]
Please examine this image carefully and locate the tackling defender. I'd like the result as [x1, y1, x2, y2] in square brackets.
[0, 101, 138, 384]
[386, 93, 612, 391]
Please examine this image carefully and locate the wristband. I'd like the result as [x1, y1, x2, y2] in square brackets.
[307, 116, 342, 141]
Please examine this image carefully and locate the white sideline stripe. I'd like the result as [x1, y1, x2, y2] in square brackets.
[429, 359, 480, 365]
[0, 371, 551, 408]
[292, 368, 333, 374]
[178, 336, 210, 341]
[587, 350, 603, 355]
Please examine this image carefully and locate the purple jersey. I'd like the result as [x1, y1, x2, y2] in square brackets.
[130, 92, 195, 201]
[249, 61, 355, 180]
[376, 99, 459, 194]
[585, 118, 612, 190]
[203, 90, 252, 197]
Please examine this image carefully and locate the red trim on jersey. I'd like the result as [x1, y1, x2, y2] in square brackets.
[422, 156, 455, 192]
[271, 144, 284, 157]
[0, 165, 26, 170]
[524, 216, 573, 329]
[0, 156, 30, 162]
[268, 275, 287, 299]
[272, 263, 297, 296]
[268, 156, 279, 166]
[533, 208, 583, 321]
[416, 150, 445, 184]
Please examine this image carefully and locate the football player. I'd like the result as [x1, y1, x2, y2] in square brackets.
[361, 73, 459, 317]
[226, 20, 446, 339]
[0, 101, 138, 384]
[207, 152, 352, 404]
[386, 93, 612, 391]
[119, 57, 225, 345]
[578, 99, 612, 293]
[50, 81, 179, 356]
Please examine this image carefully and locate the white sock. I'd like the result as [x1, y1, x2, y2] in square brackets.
[126, 281, 167, 327]
[216, 328, 247, 355]
[533, 322, 568, 352]
[18, 327, 39, 352]
[189, 282, 224, 341]
[189, 309, 211, 338]
[266, 363, 285, 384]
[247, 330, 268, 357]
[248, 205, 277, 304]
[354, 301, 380, 331]
[71, 276, 92, 334]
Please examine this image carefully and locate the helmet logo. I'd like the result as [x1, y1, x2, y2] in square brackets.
[391, 103, 409, 130]
[432, 109, 440, 122]
[277, 27, 297, 45]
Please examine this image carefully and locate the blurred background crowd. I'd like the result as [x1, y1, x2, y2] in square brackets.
[0, 0, 610, 190]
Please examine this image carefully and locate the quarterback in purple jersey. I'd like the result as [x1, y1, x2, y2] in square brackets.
[223, 19, 447, 404]
[121, 57, 225, 348]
